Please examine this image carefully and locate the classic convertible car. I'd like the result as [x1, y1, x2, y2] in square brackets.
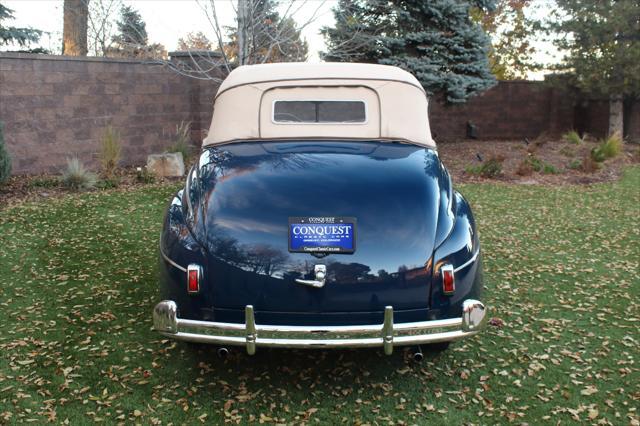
[153, 63, 487, 356]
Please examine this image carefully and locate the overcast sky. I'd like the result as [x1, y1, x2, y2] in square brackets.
[3, 0, 559, 78]
[2, 0, 337, 61]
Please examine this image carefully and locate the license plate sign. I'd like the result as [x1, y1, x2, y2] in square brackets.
[288, 217, 356, 254]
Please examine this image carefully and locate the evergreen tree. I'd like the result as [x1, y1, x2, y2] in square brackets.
[322, 0, 496, 103]
[0, 122, 11, 186]
[112, 5, 148, 47]
[109, 5, 165, 59]
[0, 4, 42, 48]
[548, 0, 640, 137]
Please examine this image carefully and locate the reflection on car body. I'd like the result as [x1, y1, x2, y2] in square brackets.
[153, 63, 487, 355]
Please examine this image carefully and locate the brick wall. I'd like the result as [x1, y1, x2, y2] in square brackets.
[0, 53, 219, 174]
[0, 53, 637, 175]
[428, 81, 576, 141]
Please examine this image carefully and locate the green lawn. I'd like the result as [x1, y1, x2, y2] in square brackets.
[1, 168, 638, 424]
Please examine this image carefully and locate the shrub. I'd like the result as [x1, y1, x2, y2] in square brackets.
[568, 159, 582, 170]
[542, 163, 559, 174]
[28, 177, 60, 189]
[533, 132, 549, 147]
[96, 177, 120, 189]
[0, 122, 12, 186]
[590, 146, 607, 162]
[581, 155, 600, 173]
[563, 130, 583, 145]
[136, 166, 156, 184]
[465, 155, 504, 178]
[600, 133, 623, 158]
[517, 155, 558, 175]
[515, 158, 534, 176]
[168, 121, 192, 162]
[61, 157, 97, 191]
[99, 126, 122, 178]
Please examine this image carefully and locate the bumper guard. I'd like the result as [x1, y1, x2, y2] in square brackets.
[153, 299, 487, 355]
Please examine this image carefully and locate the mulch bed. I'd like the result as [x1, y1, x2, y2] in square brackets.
[438, 137, 640, 185]
[0, 167, 182, 209]
[1, 139, 639, 209]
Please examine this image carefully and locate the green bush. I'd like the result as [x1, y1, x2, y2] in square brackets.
[568, 159, 582, 170]
[96, 177, 120, 189]
[28, 177, 60, 189]
[542, 163, 559, 174]
[0, 122, 12, 185]
[465, 156, 504, 178]
[563, 130, 583, 145]
[61, 157, 97, 191]
[99, 126, 122, 179]
[591, 133, 623, 162]
[168, 121, 192, 162]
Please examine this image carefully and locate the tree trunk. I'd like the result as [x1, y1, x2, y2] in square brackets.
[237, 0, 251, 65]
[63, 0, 89, 56]
[608, 94, 624, 138]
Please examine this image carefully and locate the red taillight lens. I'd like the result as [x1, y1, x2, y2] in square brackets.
[441, 264, 455, 295]
[187, 264, 201, 294]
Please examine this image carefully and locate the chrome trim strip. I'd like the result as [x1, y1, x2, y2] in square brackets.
[159, 246, 187, 273]
[453, 249, 480, 273]
[152, 299, 487, 355]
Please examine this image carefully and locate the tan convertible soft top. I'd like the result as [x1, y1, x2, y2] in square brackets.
[203, 62, 435, 148]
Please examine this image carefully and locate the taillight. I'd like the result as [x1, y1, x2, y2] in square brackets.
[187, 264, 202, 294]
[441, 264, 455, 295]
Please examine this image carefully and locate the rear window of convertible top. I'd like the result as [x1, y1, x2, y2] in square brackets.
[273, 100, 366, 124]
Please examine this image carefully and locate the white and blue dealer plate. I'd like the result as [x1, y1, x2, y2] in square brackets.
[288, 217, 356, 254]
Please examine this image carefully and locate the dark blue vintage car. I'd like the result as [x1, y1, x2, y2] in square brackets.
[153, 63, 487, 356]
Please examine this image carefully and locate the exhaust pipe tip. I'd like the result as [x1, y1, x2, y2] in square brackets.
[412, 347, 424, 362]
[217, 347, 229, 359]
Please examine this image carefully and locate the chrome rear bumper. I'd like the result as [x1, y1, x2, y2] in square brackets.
[152, 299, 487, 355]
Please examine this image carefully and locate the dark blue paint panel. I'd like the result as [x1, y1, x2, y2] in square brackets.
[158, 140, 484, 324]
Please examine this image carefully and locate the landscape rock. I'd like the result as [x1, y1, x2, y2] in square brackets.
[146, 152, 185, 177]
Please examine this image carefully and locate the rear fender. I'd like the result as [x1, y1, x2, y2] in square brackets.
[430, 192, 483, 317]
[159, 190, 209, 317]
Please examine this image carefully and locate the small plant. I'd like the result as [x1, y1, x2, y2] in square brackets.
[542, 163, 559, 174]
[465, 155, 504, 178]
[568, 159, 582, 170]
[0, 122, 11, 186]
[136, 166, 156, 184]
[528, 156, 544, 172]
[96, 177, 120, 189]
[99, 126, 122, 179]
[28, 176, 60, 189]
[591, 133, 623, 162]
[559, 146, 575, 157]
[515, 158, 534, 176]
[168, 121, 192, 162]
[563, 130, 583, 145]
[61, 157, 97, 191]
[533, 132, 549, 148]
[581, 154, 600, 173]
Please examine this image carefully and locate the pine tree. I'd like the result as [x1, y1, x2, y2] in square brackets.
[0, 122, 12, 186]
[0, 4, 42, 47]
[112, 5, 148, 47]
[322, 0, 496, 103]
[109, 5, 165, 59]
